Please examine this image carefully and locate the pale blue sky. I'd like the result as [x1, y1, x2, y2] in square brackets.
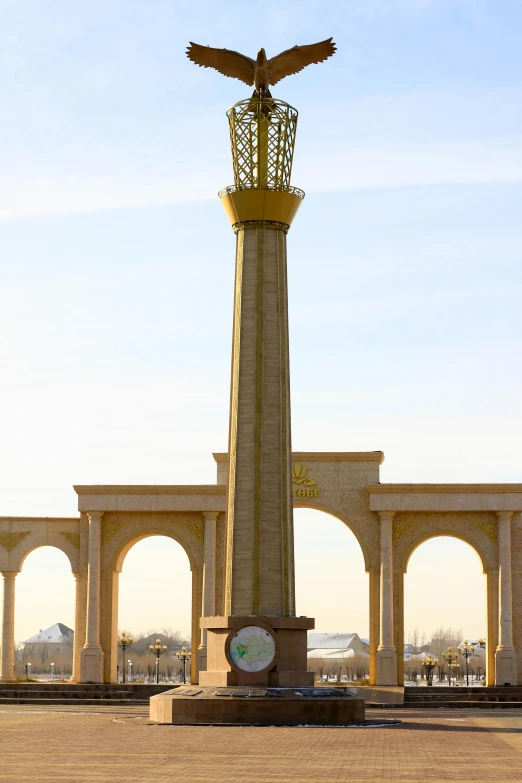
[2, 0, 521, 641]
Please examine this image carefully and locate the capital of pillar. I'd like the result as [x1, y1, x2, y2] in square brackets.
[87, 510, 104, 526]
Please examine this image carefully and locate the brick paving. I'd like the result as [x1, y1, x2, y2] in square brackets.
[1, 706, 522, 782]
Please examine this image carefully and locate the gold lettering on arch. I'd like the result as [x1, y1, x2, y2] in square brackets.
[292, 463, 321, 498]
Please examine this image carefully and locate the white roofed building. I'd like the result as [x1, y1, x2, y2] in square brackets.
[307, 632, 369, 655]
[23, 623, 74, 657]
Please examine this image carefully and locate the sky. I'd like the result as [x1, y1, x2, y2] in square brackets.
[2, 0, 521, 643]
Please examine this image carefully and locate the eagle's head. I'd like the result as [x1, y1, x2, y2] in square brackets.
[256, 48, 267, 65]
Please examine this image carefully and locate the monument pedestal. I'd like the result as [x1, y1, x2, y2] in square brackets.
[150, 685, 365, 726]
[198, 616, 315, 688]
[151, 615, 365, 725]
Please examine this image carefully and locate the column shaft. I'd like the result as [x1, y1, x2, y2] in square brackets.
[376, 511, 398, 686]
[497, 511, 514, 650]
[200, 512, 218, 651]
[85, 511, 103, 648]
[80, 511, 104, 682]
[0, 572, 17, 682]
[378, 511, 395, 651]
[224, 226, 294, 617]
[495, 511, 517, 685]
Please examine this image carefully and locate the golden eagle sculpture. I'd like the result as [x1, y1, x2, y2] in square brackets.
[186, 38, 336, 96]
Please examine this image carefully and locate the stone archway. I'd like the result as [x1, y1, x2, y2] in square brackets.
[398, 531, 493, 686]
[293, 501, 374, 681]
[293, 505, 371, 683]
[111, 530, 196, 684]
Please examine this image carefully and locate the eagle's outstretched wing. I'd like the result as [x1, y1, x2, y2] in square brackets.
[186, 42, 255, 86]
[268, 37, 336, 86]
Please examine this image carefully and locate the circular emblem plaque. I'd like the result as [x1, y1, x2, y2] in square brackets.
[228, 625, 277, 673]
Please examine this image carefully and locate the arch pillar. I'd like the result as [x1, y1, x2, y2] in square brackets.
[198, 511, 219, 676]
[486, 568, 498, 686]
[495, 511, 517, 685]
[376, 511, 397, 685]
[0, 571, 18, 682]
[368, 566, 379, 686]
[80, 511, 104, 682]
[70, 572, 80, 682]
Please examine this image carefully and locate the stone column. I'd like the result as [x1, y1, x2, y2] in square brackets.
[0, 572, 18, 682]
[376, 511, 398, 685]
[70, 572, 79, 682]
[223, 226, 295, 618]
[198, 511, 219, 673]
[495, 511, 517, 685]
[80, 511, 104, 682]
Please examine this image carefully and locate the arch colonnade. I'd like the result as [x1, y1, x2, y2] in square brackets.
[1, 452, 522, 687]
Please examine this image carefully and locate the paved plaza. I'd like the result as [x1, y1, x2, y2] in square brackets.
[2, 706, 522, 782]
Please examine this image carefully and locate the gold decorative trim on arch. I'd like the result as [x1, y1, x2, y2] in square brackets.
[393, 522, 417, 541]
[474, 522, 497, 543]
[0, 531, 31, 552]
[182, 522, 204, 540]
[60, 532, 80, 549]
[103, 523, 123, 542]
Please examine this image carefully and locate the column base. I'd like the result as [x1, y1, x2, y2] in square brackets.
[199, 616, 315, 688]
[376, 649, 398, 686]
[495, 649, 518, 686]
[80, 647, 104, 683]
[0, 673, 16, 683]
[197, 647, 207, 678]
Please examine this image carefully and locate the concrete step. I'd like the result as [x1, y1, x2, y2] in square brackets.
[0, 690, 142, 700]
[404, 701, 522, 709]
[0, 697, 149, 706]
[0, 683, 173, 693]
[0, 684, 176, 703]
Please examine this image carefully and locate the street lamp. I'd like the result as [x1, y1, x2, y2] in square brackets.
[442, 647, 459, 686]
[25, 662, 31, 679]
[458, 640, 475, 687]
[50, 662, 54, 681]
[117, 631, 134, 683]
[175, 646, 192, 684]
[128, 660, 133, 682]
[422, 655, 438, 687]
[149, 639, 168, 684]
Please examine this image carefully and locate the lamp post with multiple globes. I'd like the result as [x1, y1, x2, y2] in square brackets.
[117, 631, 134, 683]
[458, 640, 475, 687]
[175, 646, 192, 684]
[442, 648, 459, 686]
[149, 640, 168, 684]
[422, 655, 438, 687]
